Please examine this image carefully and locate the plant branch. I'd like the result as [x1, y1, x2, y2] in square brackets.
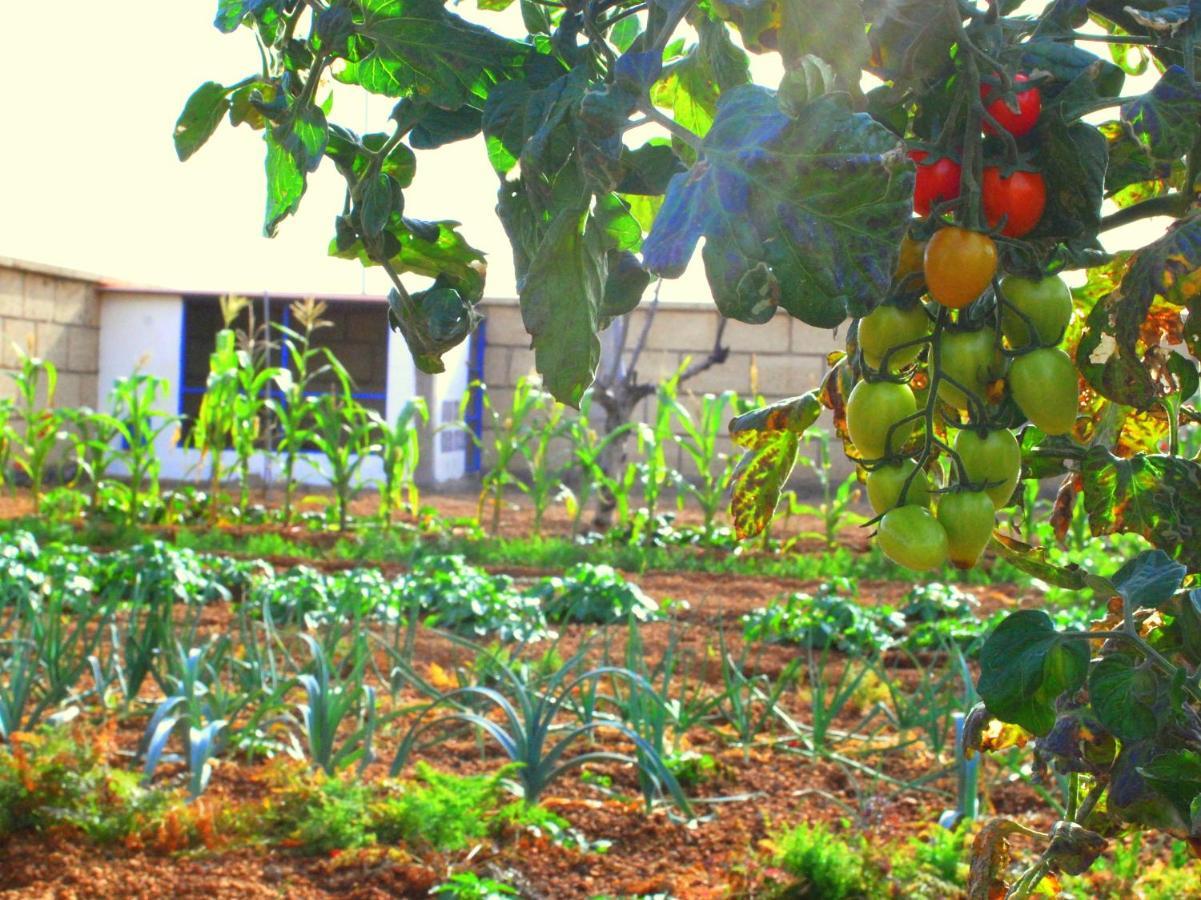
[635, 100, 703, 153]
[1100, 193, 1192, 231]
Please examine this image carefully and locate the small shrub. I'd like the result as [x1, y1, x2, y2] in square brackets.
[771, 820, 880, 899]
[534, 562, 661, 624]
[743, 584, 900, 652]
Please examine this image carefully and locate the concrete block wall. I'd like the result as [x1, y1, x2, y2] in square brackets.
[478, 299, 852, 485]
[0, 259, 100, 409]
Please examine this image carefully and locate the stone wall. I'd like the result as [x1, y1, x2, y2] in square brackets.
[0, 258, 100, 408]
[478, 298, 850, 481]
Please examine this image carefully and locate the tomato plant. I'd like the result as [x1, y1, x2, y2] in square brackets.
[186, 0, 1201, 891]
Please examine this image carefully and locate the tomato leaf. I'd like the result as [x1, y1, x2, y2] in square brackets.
[729, 392, 823, 449]
[730, 430, 800, 541]
[643, 86, 913, 328]
[518, 206, 606, 407]
[1081, 448, 1201, 568]
[1038, 116, 1106, 240]
[1089, 655, 1162, 742]
[728, 393, 821, 539]
[174, 82, 231, 162]
[338, 0, 529, 108]
[977, 609, 1089, 735]
[215, 0, 275, 33]
[1110, 549, 1187, 609]
[988, 532, 1111, 592]
[263, 129, 306, 237]
[1122, 65, 1201, 162]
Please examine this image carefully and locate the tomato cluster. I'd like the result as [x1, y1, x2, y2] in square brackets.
[908, 74, 1046, 238]
[848, 221, 1080, 572]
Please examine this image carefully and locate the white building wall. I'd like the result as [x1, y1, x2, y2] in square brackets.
[97, 290, 469, 489]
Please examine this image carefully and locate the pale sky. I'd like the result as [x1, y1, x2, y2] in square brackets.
[0, 3, 1166, 299]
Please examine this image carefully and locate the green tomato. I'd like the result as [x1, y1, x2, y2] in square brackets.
[877, 506, 949, 571]
[866, 459, 931, 515]
[955, 428, 1022, 508]
[859, 303, 931, 370]
[846, 380, 917, 460]
[937, 329, 1005, 411]
[1000, 274, 1073, 349]
[1009, 348, 1079, 436]
[936, 489, 996, 570]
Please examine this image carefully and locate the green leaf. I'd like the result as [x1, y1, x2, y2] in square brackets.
[331, 218, 487, 302]
[1081, 448, 1201, 569]
[867, 0, 957, 85]
[360, 173, 399, 239]
[408, 105, 483, 148]
[778, 0, 870, 90]
[730, 430, 799, 541]
[616, 141, 685, 195]
[214, 0, 272, 33]
[388, 285, 481, 374]
[1038, 117, 1107, 240]
[1110, 549, 1187, 609]
[1122, 65, 1201, 162]
[1088, 655, 1162, 742]
[1019, 40, 1125, 102]
[338, 0, 529, 107]
[977, 609, 1089, 736]
[643, 87, 912, 328]
[517, 206, 606, 406]
[276, 104, 329, 173]
[174, 82, 231, 162]
[601, 251, 650, 319]
[649, 45, 721, 163]
[263, 128, 306, 237]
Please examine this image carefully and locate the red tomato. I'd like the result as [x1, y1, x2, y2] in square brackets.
[909, 150, 962, 216]
[981, 73, 1041, 137]
[983, 167, 1046, 238]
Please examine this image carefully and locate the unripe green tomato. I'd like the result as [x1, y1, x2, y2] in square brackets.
[846, 380, 917, 460]
[936, 489, 996, 570]
[877, 506, 950, 571]
[1000, 274, 1073, 349]
[859, 303, 931, 370]
[954, 428, 1022, 508]
[1009, 348, 1080, 436]
[866, 459, 931, 515]
[937, 329, 1005, 411]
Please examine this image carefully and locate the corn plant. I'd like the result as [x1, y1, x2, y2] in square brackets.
[192, 327, 240, 520]
[391, 637, 691, 813]
[269, 298, 332, 524]
[307, 360, 380, 530]
[62, 406, 121, 518]
[522, 400, 572, 537]
[773, 429, 867, 550]
[109, 372, 178, 523]
[556, 392, 633, 535]
[373, 397, 428, 527]
[293, 633, 377, 775]
[671, 389, 739, 536]
[472, 376, 545, 534]
[6, 349, 64, 513]
[620, 372, 682, 539]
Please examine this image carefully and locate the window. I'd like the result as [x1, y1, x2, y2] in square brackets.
[178, 293, 390, 444]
